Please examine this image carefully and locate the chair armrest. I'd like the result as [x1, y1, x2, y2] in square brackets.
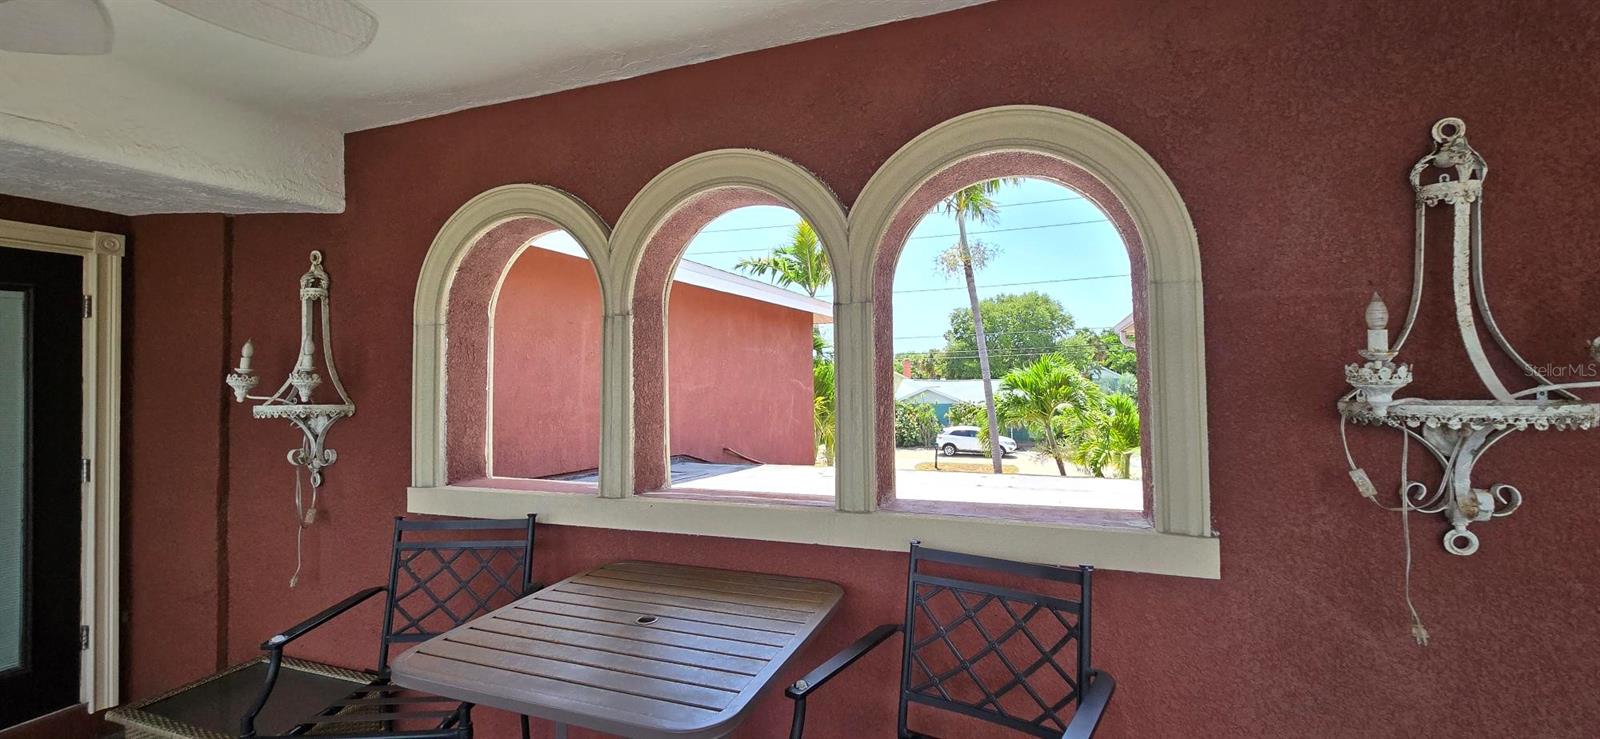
[785, 624, 901, 699]
[1061, 669, 1116, 739]
[242, 586, 385, 737]
[260, 586, 385, 650]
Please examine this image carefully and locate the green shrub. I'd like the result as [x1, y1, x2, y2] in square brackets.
[947, 401, 985, 427]
[894, 401, 941, 448]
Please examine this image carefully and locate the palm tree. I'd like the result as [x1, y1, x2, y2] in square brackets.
[734, 220, 830, 297]
[935, 178, 1019, 473]
[997, 355, 1091, 476]
[1061, 388, 1141, 478]
[812, 360, 837, 465]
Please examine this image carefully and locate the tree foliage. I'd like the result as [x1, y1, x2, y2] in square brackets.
[893, 350, 947, 379]
[947, 401, 985, 428]
[1098, 330, 1137, 375]
[735, 220, 831, 297]
[943, 292, 1077, 378]
[1059, 385, 1140, 478]
[893, 401, 941, 448]
[813, 360, 836, 465]
[996, 355, 1097, 476]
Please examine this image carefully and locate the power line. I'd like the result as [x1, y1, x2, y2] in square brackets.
[905, 217, 1108, 242]
[686, 215, 1111, 256]
[918, 348, 1111, 359]
[774, 271, 1130, 301]
[694, 195, 1087, 235]
[891, 273, 1128, 294]
[892, 325, 1118, 341]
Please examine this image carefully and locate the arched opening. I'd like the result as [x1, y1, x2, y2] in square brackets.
[630, 190, 837, 499]
[870, 150, 1155, 518]
[412, 184, 612, 492]
[488, 230, 603, 482]
[885, 174, 1142, 513]
[666, 205, 834, 495]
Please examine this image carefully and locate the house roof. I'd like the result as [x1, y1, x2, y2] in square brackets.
[896, 367, 1129, 405]
[530, 233, 832, 323]
[1112, 312, 1135, 346]
[894, 379, 1002, 405]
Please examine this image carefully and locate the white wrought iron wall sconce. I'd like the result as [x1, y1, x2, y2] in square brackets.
[1338, 118, 1600, 643]
[224, 250, 355, 586]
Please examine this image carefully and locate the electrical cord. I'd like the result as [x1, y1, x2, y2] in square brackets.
[1339, 412, 1431, 645]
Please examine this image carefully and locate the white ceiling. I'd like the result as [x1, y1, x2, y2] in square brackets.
[0, 0, 986, 215]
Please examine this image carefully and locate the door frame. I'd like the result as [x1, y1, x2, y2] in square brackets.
[0, 218, 123, 712]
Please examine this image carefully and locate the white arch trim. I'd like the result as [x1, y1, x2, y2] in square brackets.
[411, 184, 611, 487]
[849, 105, 1212, 540]
[604, 149, 849, 499]
[407, 121, 1218, 578]
[611, 149, 849, 310]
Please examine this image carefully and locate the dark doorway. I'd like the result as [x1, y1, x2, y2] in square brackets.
[0, 245, 83, 730]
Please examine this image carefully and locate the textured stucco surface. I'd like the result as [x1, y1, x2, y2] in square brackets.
[0, 1, 983, 215]
[664, 281, 816, 467]
[490, 247, 605, 480]
[0, 58, 343, 215]
[443, 218, 560, 482]
[490, 247, 814, 480]
[122, 214, 230, 698]
[631, 188, 789, 489]
[113, 1, 1600, 737]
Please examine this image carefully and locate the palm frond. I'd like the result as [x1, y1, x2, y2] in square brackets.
[732, 220, 831, 296]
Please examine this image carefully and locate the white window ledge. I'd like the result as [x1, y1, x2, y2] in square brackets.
[408, 485, 1220, 579]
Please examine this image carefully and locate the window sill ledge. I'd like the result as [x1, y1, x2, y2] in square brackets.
[407, 484, 1220, 579]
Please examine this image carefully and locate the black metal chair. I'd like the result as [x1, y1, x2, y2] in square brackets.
[241, 515, 538, 739]
[785, 541, 1114, 739]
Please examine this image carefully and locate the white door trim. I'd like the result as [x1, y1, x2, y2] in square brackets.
[0, 217, 124, 712]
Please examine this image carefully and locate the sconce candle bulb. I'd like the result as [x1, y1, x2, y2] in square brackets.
[1364, 293, 1390, 355]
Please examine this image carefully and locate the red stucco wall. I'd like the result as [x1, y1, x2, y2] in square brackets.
[123, 215, 231, 699]
[491, 248, 813, 478]
[116, 1, 1600, 736]
[665, 281, 816, 466]
[0, 194, 128, 236]
[490, 248, 603, 479]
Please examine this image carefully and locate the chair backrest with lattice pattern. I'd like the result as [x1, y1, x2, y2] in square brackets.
[377, 515, 537, 673]
[899, 542, 1092, 738]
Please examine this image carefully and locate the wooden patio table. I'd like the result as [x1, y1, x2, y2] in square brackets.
[389, 560, 843, 738]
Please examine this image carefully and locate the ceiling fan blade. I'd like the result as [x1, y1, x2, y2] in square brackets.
[153, 0, 377, 58]
[0, 0, 113, 55]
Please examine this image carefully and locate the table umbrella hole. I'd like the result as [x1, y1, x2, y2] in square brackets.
[635, 615, 658, 625]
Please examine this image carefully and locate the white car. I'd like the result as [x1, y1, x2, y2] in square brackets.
[936, 425, 1017, 457]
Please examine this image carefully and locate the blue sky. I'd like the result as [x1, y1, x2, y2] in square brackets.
[677, 178, 1133, 355]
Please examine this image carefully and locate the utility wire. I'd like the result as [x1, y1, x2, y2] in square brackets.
[792, 271, 1131, 300]
[686, 216, 1110, 256]
[905, 217, 1108, 242]
[889, 273, 1128, 294]
[892, 325, 1118, 340]
[694, 195, 1087, 235]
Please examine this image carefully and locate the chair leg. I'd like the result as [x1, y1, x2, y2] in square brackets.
[789, 696, 807, 739]
[520, 714, 530, 739]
